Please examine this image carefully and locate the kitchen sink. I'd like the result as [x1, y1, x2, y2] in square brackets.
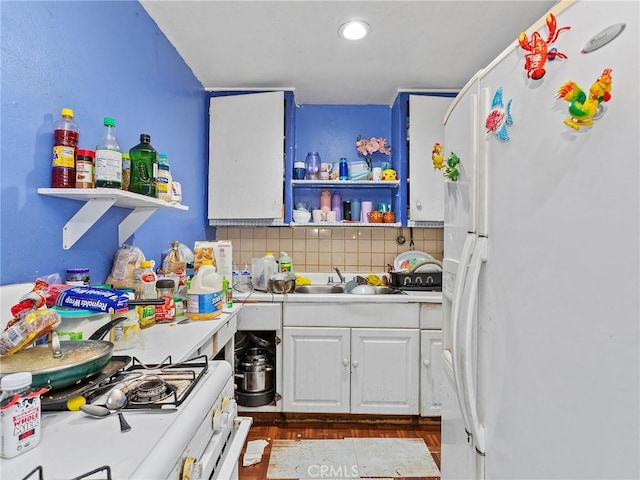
[295, 285, 345, 294]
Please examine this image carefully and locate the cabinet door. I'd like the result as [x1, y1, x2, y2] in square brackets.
[283, 327, 350, 413]
[408, 95, 453, 222]
[420, 330, 443, 417]
[350, 328, 419, 415]
[208, 91, 284, 221]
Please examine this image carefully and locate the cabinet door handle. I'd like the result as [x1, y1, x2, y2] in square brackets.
[351, 360, 359, 368]
[416, 201, 422, 211]
[423, 359, 431, 367]
[343, 358, 349, 367]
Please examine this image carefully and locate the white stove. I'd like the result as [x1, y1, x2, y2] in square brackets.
[0, 359, 252, 480]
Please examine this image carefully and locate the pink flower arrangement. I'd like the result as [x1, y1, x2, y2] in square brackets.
[356, 136, 391, 168]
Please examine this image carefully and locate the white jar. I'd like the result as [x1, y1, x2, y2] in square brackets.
[0, 372, 42, 458]
[156, 154, 173, 202]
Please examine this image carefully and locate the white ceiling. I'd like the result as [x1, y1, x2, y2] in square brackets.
[141, 0, 557, 105]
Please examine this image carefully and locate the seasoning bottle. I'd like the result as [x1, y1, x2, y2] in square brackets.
[134, 260, 157, 300]
[121, 153, 131, 191]
[75, 149, 95, 189]
[95, 117, 122, 189]
[129, 134, 158, 197]
[155, 279, 176, 323]
[51, 107, 79, 188]
[156, 154, 173, 202]
[0, 372, 42, 458]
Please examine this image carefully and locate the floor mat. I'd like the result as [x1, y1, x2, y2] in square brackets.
[266, 437, 440, 479]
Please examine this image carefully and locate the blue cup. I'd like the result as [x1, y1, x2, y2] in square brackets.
[293, 167, 306, 180]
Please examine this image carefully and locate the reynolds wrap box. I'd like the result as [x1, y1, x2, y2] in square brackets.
[54, 286, 129, 314]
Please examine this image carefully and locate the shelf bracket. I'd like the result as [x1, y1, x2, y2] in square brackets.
[62, 197, 117, 249]
[118, 206, 158, 246]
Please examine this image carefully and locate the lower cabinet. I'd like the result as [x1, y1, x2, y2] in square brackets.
[420, 330, 443, 417]
[283, 326, 419, 415]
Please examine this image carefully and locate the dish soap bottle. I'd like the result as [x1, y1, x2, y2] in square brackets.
[279, 252, 293, 273]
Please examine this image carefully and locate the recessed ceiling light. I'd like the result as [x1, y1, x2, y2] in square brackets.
[338, 20, 370, 41]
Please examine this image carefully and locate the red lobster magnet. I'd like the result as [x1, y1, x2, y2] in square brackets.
[518, 13, 571, 80]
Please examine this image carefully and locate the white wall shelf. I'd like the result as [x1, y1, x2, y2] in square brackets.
[292, 180, 400, 188]
[37, 188, 189, 249]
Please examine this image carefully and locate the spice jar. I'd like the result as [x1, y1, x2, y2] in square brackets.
[75, 149, 95, 189]
[155, 279, 175, 323]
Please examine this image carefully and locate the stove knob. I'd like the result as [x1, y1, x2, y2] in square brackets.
[181, 456, 202, 480]
[212, 408, 223, 431]
[221, 395, 230, 410]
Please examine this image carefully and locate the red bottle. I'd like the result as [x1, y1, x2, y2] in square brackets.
[51, 108, 79, 188]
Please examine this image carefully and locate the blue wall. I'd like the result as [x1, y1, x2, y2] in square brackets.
[295, 104, 391, 166]
[1, 1, 211, 285]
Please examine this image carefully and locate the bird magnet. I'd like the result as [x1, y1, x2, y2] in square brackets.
[432, 142, 444, 170]
[444, 152, 460, 182]
[485, 87, 513, 141]
[556, 68, 613, 130]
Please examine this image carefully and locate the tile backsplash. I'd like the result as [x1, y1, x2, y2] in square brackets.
[214, 226, 443, 273]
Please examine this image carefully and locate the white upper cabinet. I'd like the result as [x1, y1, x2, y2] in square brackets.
[408, 95, 453, 223]
[208, 91, 284, 223]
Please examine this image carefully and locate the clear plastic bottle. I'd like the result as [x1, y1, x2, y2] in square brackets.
[0, 372, 42, 458]
[51, 107, 79, 188]
[129, 134, 158, 197]
[156, 154, 173, 202]
[95, 117, 122, 188]
[239, 261, 251, 292]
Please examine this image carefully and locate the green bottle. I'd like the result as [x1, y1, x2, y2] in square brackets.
[129, 134, 157, 197]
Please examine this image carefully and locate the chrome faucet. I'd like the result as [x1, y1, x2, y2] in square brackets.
[333, 267, 345, 284]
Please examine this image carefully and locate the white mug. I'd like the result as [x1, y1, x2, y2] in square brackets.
[372, 167, 382, 181]
[319, 162, 333, 180]
[312, 209, 326, 222]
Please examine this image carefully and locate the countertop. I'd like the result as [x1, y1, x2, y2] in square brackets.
[234, 289, 442, 304]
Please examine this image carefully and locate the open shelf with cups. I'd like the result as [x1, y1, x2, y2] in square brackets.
[290, 180, 401, 227]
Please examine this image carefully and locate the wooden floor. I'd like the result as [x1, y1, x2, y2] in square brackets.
[238, 414, 441, 480]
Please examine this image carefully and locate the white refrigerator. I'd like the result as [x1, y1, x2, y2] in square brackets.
[441, 1, 639, 479]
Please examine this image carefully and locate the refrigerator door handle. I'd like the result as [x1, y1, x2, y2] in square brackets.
[451, 232, 477, 436]
[458, 236, 487, 455]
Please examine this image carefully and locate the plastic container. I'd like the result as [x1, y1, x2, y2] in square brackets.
[109, 308, 141, 350]
[51, 107, 79, 188]
[187, 260, 223, 320]
[279, 252, 293, 273]
[51, 306, 111, 341]
[251, 253, 277, 291]
[156, 154, 173, 202]
[66, 268, 90, 286]
[75, 149, 95, 189]
[0, 372, 42, 458]
[95, 117, 122, 189]
[129, 134, 157, 197]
